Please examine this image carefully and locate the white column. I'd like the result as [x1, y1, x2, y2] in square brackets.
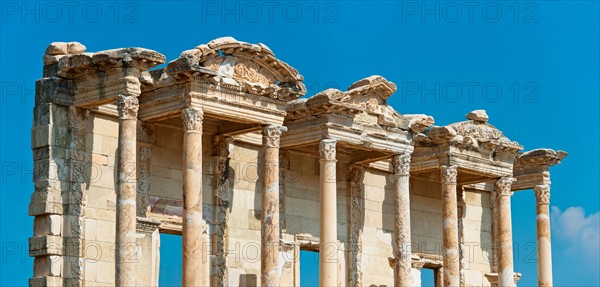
[440, 165, 459, 287]
[115, 95, 139, 287]
[534, 184, 552, 287]
[261, 125, 286, 286]
[496, 177, 516, 287]
[319, 139, 338, 287]
[392, 154, 412, 287]
[181, 108, 204, 287]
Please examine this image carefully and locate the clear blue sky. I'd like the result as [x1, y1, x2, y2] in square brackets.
[1, 1, 598, 286]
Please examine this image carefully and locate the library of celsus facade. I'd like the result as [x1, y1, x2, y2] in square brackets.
[29, 37, 567, 287]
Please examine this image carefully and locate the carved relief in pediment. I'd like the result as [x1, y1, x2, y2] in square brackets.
[202, 56, 277, 86]
[233, 58, 275, 85]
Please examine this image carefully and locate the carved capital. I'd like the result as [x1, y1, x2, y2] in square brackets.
[117, 95, 139, 120]
[391, 154, 411, 176]
[182, 108, 203, 132]
[440, 165, 457, 184]
[534, 184, 550, 205]
[262, 125, 287, 148]
[319, 139, 336, 161]
[348, 165, 365, 184]
[496, 177, 516, 196]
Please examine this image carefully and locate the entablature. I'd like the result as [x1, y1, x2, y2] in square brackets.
[412, 110, 523, 185]
[512, 148, 567, 191]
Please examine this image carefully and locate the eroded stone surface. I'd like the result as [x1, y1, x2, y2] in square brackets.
[466, 109, 489, 122]
[30, 37, 566, 287]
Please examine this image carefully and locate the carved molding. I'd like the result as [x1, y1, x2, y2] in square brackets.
[262, 125, 287, 148]
[213, 136, 233, 287]
[496, 177, 516, 196]
[137, 144, 152, 216]
[534, 184, 550, 205]
[391, 153, 411, 176]
[347, 165, 365, 287]
[279, 151, 289, 238]
[440, 165, 457, 184]
[182, 108, 203, 131]
[117, 95, 139, 120]
[68, 106, 90, 130]
[319, 139, 336, 161]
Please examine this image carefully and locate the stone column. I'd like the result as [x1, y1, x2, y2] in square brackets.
[319, 139, 338, 287]
[440, 165, 459, 287]
[116, 95, 139, 287]
[181, 108, 204, 287]
[392, 154, 412, 287]
[496, 177, 517, 287]
[534, 184, 552, 287]
[261, 125, 287, 286]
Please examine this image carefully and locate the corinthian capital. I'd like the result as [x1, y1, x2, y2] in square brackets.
[495, 177, 516, 196]
[391, 154, 411, 176]
[440, 165, 457, 184]
[319, 139, 336, 161]
[262, 125, 287, 148]
[117, 95, 139, 120]
[182, 108, 203, 132]
[534, 184, 550, 205]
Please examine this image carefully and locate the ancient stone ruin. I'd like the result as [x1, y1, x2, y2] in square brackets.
[30, 37, 567, 287]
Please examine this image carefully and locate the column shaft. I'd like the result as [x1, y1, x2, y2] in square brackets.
[116, 95, 139, 287]
[496, 177, 517, 287]
[320, 139, 337, 287]
[261, 125, 286, 286]
[535, 184, 552, 287]
[392, 154, 412, 287]
[440, 165, 459, 287]
[182, 108, 204, 287]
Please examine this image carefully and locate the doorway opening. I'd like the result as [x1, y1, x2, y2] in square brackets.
[158, 233, 182, 286]
[300, 249, 319, 287]
[421, 267, 436, 287]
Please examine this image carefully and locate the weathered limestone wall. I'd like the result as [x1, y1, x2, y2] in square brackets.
[410, 177, 443, 260]
[32, 109, 495, 287]
[462, 189, 494, 286]
[361, 169, 395, 285]
[82, 112, 119, 287]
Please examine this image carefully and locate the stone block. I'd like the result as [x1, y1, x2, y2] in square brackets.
[96, 260, 115, 283]
[84, 218, 97, 241]
[33, 255, 62, 277]
[96, 220, 116, 243]
[33, 215, 62, 236]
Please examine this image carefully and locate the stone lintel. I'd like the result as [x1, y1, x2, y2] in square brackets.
[136, 216, 162, 234]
